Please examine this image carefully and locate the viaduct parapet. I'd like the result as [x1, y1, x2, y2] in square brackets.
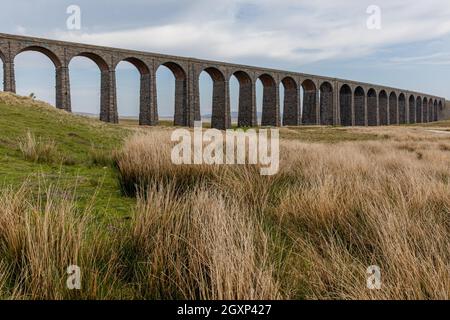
[0, 33, 445, 129]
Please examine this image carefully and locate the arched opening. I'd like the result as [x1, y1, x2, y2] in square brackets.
[339, 84, 352, 126]
[408, 95, 415, 124]
[200, 67, 228, 129]
[354, 86, 365, 126]
[302, 79, 317, 125]
[379, 90, 388, 125]
[199, 71, 213, 126]
[389, 92, 398, 125]
[69, 53, 109, 121]
[398, 93, 406, 124]
[14, 46, 61, 106]
[258, 74, 279, 127]
[281, 77, 299, 126]
[434, 100, 438, 122]
[156, 62, 187, 126]
[428, 99, 434, 122]
[367, 89, 377, 126]
[438, 101, 443, 121]
[416, 97, 423, 123]
[234, 71, 255, 127]
[229, 74, 240, 126]
[115, 57, 150, 125]
[320, 81, 333, 125]
[423, 98, 428, 123]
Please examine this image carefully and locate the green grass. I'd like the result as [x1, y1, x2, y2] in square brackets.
[0, 94, 135, 219]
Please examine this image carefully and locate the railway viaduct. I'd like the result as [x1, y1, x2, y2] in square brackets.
[0, 33, 445, 129]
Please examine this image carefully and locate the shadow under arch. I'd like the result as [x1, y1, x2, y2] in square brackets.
[422, 97, 428, 123]
[408, 95, 415, 124]
[379, 90, 388, 125]
[389, 92, 398, 125]
[339, 84, 352, 126]
[232, 70, 255, 127]
[258, 73, 279, 127]
[416, 96, 423, 123]
[301, 79, 317, 125]
[398, 93, 406, 124]
[281, 76, 299, 126]
[367, 88, 377, 126]
[354, 86, 365, 126]
[320, 81, 333, 125]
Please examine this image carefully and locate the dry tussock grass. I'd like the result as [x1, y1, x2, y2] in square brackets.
[0, 126, 448, 300]
[115, 130, 449, 300]
[130, 184, 281, 299]
[18, 131, 58, 164]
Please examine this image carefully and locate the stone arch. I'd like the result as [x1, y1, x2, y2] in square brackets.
[281, 76, 299, 126]
[408, 95, 416, 124]
[339, 84, 352, 126]
[156, 61, 187, 126]
[367, 88, 377, 126]
[389, 92, 398, 125]
[115, 57, 151, 125]
[320, 81, 333, 125]
[14, 46, 63, 108]
[233, 70, 255, 127]
[301, 79, 317, 125]
[416, 96, 423, 123]
[72, 52, 109, 71]
[354, 86, 365, 126]
[119, 57, 150, 75]
[438, 100, 443, 121]
[258, 73, 279, 127]
[17, 46, 62, 68]
[379, 90, 388, 125]
[422, 97, 428, 123]
[69, 52, 113, 122]
[398, 93, 406, 124]
[201, 66, 229, 129]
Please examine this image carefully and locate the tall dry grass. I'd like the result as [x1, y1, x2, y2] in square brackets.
[0, 184, 121, 299]
[128, 184, 281, 299]
[114, 129, 449, 300]
[18, 131, 58, 164]
[115, 132, 219, 196]
[1, 127, 449, 300]
[275, 138, 450, 299]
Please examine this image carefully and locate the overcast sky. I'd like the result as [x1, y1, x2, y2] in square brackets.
[1, 0, 450, 117]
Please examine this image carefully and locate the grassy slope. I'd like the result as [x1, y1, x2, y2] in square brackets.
[0, 93, 134, 219]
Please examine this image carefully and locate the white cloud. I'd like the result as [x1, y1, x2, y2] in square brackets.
[47, 0, 450, 66]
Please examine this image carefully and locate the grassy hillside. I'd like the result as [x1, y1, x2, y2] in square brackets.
[0, 93, 135, 219]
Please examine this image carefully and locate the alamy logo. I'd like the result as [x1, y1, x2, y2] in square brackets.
[66, 265, 81, 290]
[66, 5, 81, 30]
[366, 5, 382, 30]
[171, 122, 279, 176]
[367, 265, 382, 290]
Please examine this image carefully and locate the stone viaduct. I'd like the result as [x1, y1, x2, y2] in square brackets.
[0, 33, 446, 129]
